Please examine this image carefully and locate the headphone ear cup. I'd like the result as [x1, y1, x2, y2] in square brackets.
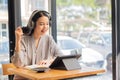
[31, 21, 35, 27]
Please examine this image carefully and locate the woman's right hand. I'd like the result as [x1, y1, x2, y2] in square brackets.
[15, 27, 23, 52]
[15, 27, 23, 42]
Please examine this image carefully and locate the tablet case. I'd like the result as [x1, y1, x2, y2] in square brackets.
[49, 55, 81, 70]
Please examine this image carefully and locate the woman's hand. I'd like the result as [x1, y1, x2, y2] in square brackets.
[15, 26, 23, 52]
[15, 27, 23, 42]
[37, 59, 54, 67]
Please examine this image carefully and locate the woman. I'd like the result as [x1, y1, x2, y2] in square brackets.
[11, 10, 62, 80]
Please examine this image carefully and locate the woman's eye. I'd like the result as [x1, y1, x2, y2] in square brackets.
[39, 23, 44, 26]
[39, 23, 49, 26]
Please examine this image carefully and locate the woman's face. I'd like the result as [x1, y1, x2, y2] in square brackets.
[34, 16, 49, 36]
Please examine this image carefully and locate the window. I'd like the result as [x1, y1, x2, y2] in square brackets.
[0, 0, 9, 79]
[2, 24, 6, 29]
[56, 0, 112, 80]
[0, 0, 7, 10]
[2, 31, 7, 37]
[21, 0, 48, 27]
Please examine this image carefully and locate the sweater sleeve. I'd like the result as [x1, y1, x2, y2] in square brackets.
[11, 37, 29, 67]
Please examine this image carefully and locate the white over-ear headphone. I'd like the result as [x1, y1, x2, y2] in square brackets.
[27, 10, 40, 28]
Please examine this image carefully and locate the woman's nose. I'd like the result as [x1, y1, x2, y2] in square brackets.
[44, 24, 48, 28]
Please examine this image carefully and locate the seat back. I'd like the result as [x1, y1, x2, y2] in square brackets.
[2, 63, 16, 75]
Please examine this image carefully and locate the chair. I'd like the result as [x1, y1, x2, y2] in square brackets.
[2, 63, 16, 75]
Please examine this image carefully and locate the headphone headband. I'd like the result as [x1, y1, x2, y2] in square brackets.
[27, 10, 41, 28]
[27, 10, 50, 27]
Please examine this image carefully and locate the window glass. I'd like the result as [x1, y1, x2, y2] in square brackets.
[58, 39, 84, 50]
[21, 0, 49, 26]
[21, 0, 50, 34]
[0, 0, 9, 79]
[56, 0, 112, 80]
[2, 31, 7, 37]
[2, 24, 6, 29]
[0, 0, 49, 79]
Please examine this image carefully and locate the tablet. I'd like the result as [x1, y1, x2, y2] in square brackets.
[49, 54, 81, 70]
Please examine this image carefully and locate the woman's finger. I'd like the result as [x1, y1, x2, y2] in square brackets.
[38, 60, 49, 65]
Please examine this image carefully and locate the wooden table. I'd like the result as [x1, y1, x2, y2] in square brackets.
[8, 67, 105, 80]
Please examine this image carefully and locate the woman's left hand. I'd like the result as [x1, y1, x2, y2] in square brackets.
[37, 60, 53, 66]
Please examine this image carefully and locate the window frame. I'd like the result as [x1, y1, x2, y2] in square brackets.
[8, 0, 21, 79]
